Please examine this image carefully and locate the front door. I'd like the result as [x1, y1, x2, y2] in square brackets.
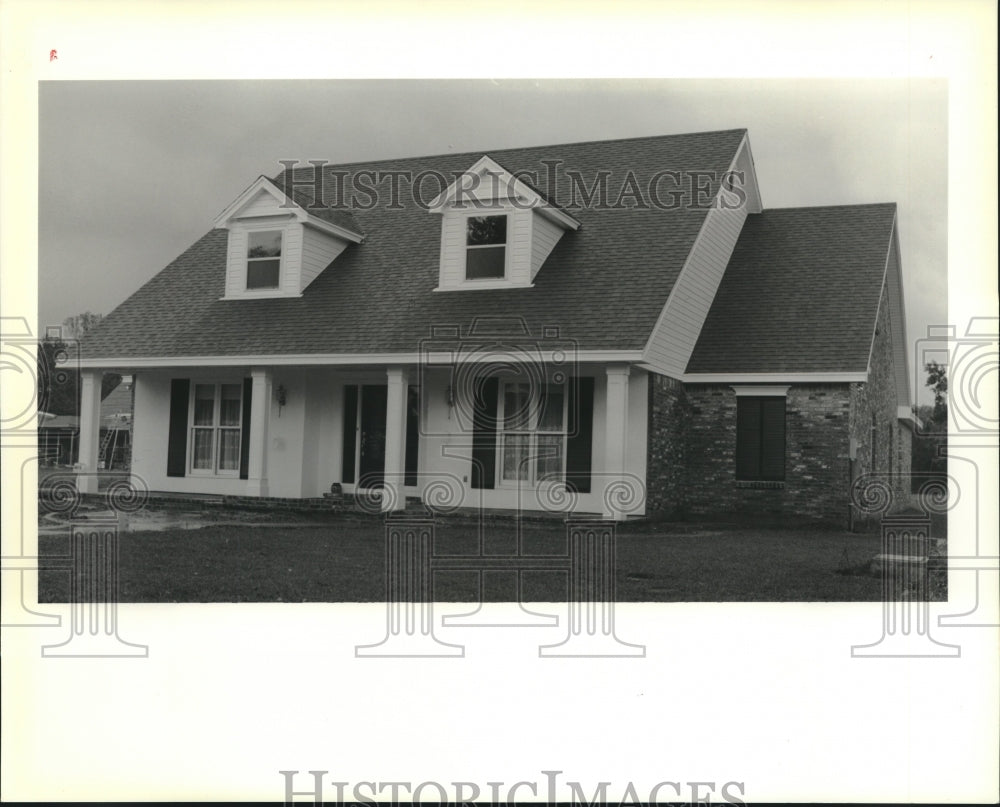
[358, 384, 387, 489]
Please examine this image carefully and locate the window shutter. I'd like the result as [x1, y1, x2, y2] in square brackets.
[239, 378, 252, 480]
[166, 379, 190, 477]
[341, 385, 358, 484]
[565, 376, 594, 493]
[404, 386, 419, 487]
[759, 397, 786, 480]
[735, 397, 761, 480]
[470, 376, 499, 489]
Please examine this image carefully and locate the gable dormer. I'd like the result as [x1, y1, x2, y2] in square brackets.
[429, 156, 579, 291]
[214, 176, 363, 300]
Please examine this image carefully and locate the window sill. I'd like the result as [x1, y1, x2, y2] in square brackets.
[220, 292, 303, 301]
[433, 282, 534, 292]
[735, 480, 785, 490]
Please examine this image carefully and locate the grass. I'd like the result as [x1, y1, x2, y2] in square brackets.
[37, 509, 946, 602]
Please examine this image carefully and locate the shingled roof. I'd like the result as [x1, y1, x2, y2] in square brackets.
[80, 129, 747, 360]
[686, 203, 897, 374]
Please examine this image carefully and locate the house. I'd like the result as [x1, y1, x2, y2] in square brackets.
[38, 375, 133, 469]
[75, 129, 913, 524]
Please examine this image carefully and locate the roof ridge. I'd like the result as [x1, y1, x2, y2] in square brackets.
[759, 201, 897, 213]
[272, 128, 749, 177]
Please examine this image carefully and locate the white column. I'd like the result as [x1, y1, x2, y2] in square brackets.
[246, 369, 271, 497]
[76, 370, 102, 494]
[383, 367, 409, 512]
[603, 364, 630, 521]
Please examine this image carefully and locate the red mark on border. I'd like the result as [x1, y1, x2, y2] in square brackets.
[50, 49, 58, 62]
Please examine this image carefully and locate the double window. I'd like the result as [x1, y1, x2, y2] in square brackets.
[247, 230, 282, 290]
[498, 381, 566, 484]
[190, 383, 243, 474]
[465, 215, 507, 280]
[735, 396, 786, 481]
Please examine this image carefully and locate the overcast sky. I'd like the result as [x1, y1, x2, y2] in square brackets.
[38, 78, 946, 395]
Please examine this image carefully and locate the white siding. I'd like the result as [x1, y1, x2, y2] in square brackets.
[507, 206, 532, 286]
[437, 205, 534, 289]
[437, 206, 562, 290]
[238, 188, 287, 218]
[221, 217, 300, 299]
[300, 226, 350, 291]
[641, 135, 759, 377]
[280, 223, 303, 296]
[438, 212, 467, 288]
[530, 214, 565, 279]
[642, 202, 748, 376]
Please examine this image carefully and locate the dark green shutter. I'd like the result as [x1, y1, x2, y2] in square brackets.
[404, 386, 419, 487]
[239, 378, 252, 480]
[470, 376, 499, 489]
[166, 379, 189, 477]
[735, 397, 760, 480]
[342, 385, 358, 484]
[565, 376, 594, 493]
[759, 397, 786, 480]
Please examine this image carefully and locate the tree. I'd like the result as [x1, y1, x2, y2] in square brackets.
[925, 359, 948, 426]
[37, 311, 119, 415]
[61, 311, 104, 340]
[911, 362, 948, 491]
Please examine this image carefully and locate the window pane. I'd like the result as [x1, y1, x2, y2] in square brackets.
[218, 429, 240, 471]
[247, 231, 282, 258]
[536, 434, 563, 480]
[220, 384, 241, 426]
[192, 428, 213, 469]
[735, 397, 761, 480]
[503, 383, 530, 430]
[465, 246, 505, 279]
[759, 398, 786, 480]
[466, 215, 506, 246]
[538, 385, 564, 431]
[194, 384, 215, 425]
[502, 434, 529, 481]
[247, 259, 280, 289]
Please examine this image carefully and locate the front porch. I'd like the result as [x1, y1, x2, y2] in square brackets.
[73, 362, 651, 520]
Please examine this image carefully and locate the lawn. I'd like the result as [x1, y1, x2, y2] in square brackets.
[37, 509, 946, 602]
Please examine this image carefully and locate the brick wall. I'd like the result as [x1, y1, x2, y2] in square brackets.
[848, 282, 913, 519]
[645, 373, 689, 517]
[681, 383, 853, 525]
[642, 280, 912, 527]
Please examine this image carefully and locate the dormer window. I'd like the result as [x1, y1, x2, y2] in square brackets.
[246, 230, 282, 290]
[465, 215, 507, 280]
[215, 175, 363, 300]
[430, 156, 580, 292]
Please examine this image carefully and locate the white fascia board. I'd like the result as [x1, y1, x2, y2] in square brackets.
[212, 176, 288, 228]
[730, 384, 790, 397]
[684, 372, 867, 383]
[301, 216, 364, 244]
[428, 155, 580, 230]
[79, 350, 644, 370]
[214, 176, 362, 243]
[737, 131, 764, 213]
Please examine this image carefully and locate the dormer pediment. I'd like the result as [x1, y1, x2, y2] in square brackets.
[430, 156, 579, 291]
[214, 176, 363, 300]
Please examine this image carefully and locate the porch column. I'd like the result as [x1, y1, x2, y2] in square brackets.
[603, 364, 630, 521]
[76, 370, 102, 494]
[246, 369, 271, 497]
[383, 366, 408, 512]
